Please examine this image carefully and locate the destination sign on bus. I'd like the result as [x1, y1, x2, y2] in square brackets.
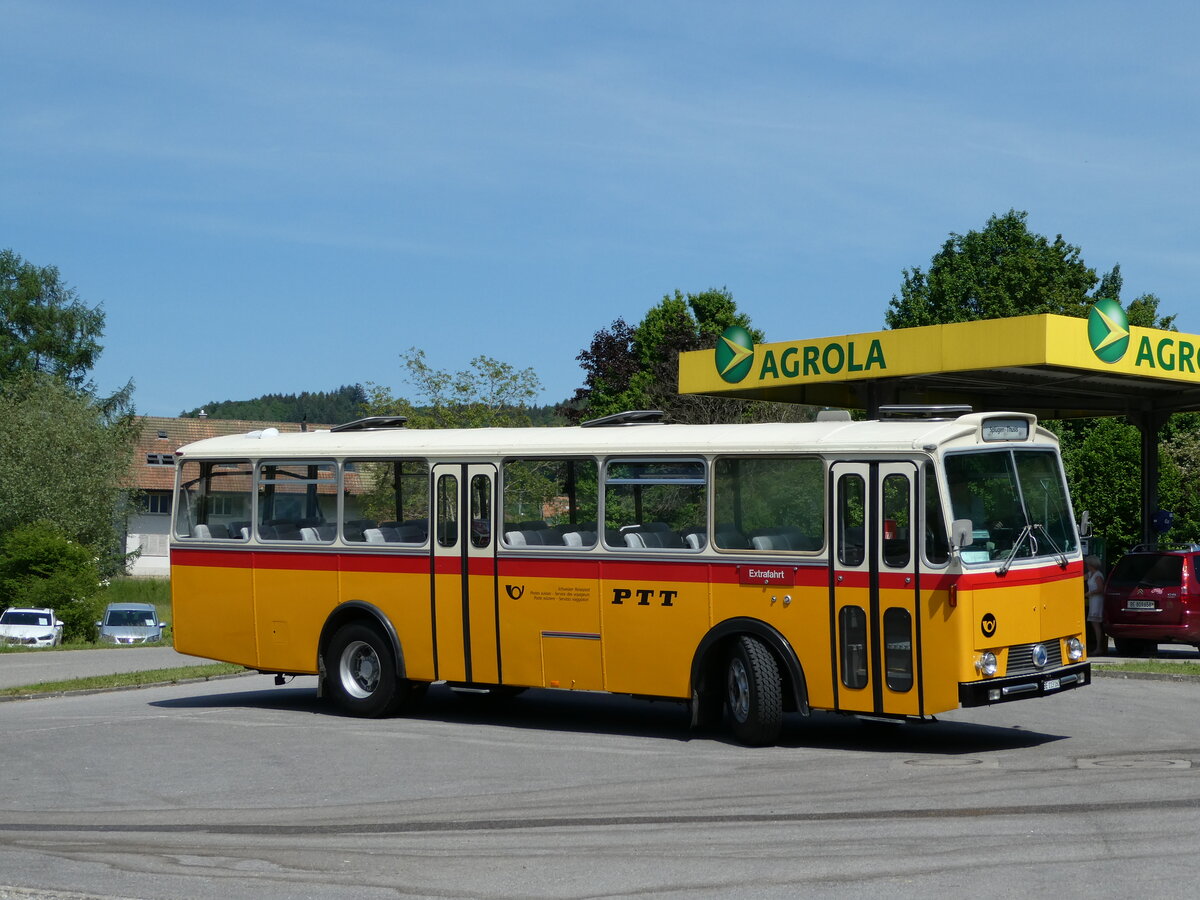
[738, 566, 797, 586]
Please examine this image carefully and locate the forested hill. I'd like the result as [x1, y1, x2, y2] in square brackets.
[179, 385, 368, 424]
[180, 385, 568, 426]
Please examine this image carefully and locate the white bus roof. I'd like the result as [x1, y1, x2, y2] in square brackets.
[175, 412, 1056, 461]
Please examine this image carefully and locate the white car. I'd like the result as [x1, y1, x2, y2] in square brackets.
[0, 607, 64, 647]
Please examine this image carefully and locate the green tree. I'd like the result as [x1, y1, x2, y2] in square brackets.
[1158, 420, 1200, 544]
[363, 348, 543, 429]
[886, 210, 1099, 328]
[1057, 418, 1144, 555]
[1, 249, 105, 387]
[180, 384, 368, 423]
[885, 211, 1179, 557]
[0, 374, 138, 573]
[565, 287, 812, 424]
[0, 521, 105, 642]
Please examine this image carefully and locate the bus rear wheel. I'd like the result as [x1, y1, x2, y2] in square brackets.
[327, 622, 401, 717]
[725, 636, 783, 746]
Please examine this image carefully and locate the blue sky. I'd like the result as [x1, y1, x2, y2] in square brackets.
[3, 1, 1198, 416]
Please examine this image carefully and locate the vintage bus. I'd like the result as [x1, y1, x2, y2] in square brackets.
[169, 407, 1090, 745]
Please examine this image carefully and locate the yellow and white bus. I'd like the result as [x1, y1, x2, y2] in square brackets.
[169, 407, 1089, 745]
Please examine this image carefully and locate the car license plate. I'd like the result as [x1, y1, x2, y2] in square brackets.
[1043, 678, 1061, 691]
[1127, 599, 1156, 610]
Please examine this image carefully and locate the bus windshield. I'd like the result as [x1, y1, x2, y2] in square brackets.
[945, 449, 1077, 563]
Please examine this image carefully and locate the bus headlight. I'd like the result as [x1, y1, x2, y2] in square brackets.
[977, 651, 998, 677]
[1067, 637, 1084, 661]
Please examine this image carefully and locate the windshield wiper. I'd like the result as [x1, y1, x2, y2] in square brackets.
[997, 523, 1067, 575]
[997, 525, 1032, 576]
[1033, 523, 1068, 569]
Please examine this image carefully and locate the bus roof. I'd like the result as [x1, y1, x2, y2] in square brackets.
[174, 411, 1056, 461]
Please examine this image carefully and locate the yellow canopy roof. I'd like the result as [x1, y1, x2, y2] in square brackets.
[678, 312, 1200, 418]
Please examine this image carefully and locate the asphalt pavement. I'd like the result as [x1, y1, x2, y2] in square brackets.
[0, 646, 221, 691]
[0, 639, 1195, 695]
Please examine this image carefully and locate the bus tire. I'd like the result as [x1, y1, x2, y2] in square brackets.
[726, 636, 783, 746]
[327, 622, 401, 717]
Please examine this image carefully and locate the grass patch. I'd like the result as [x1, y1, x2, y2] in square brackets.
[1097, 660, 1200, 677]
[0, 663, 246, 696]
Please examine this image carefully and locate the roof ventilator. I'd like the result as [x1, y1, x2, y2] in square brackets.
[331, 416, 409, 433]
[581, 410, 666, 428]
[877, 404, 973, 421]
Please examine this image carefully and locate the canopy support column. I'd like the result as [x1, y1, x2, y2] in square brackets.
[1130, 409, 1169, 546]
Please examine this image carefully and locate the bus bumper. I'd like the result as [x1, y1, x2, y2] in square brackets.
[959, 662, 1091, 708]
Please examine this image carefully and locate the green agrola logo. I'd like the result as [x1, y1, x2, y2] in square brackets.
[1088, 298, 1129, 363]
[715, 326, 755, 383]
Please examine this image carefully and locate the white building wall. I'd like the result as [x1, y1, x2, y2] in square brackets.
[126, 511, 171, 578]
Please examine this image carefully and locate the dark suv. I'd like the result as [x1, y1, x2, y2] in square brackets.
[1104, 544, 1200, 655]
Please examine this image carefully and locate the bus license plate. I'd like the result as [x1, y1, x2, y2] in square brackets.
[1043, 678, 1060, 691]
[1127, 600, 1156, 610]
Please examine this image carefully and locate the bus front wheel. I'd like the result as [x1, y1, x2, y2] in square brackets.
[726, 636, 783, 746]
[327, 622, 400, 717]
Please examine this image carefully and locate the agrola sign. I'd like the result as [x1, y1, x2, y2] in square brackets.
[679, 305, 1200, 401]
[716, 325, 886, 385]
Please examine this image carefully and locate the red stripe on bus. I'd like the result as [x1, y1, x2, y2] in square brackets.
[170, 546, 1083, 589]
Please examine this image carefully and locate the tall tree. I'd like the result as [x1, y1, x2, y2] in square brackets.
[0, 250, 138, 584]
[1, 249, 105, 387]
[886, 210, 1099, 328]
[363, 348, 542, 429]
[885, 211, 1181, 558]
[0, 373, 138, 569]
[565, 288, 808, 424]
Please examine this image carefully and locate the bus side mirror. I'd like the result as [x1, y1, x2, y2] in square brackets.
[952, 519, 974, 549]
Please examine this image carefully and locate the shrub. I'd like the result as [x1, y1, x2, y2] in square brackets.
[0, 521, 104, 642]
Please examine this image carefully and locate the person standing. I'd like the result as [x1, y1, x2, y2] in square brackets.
[1085, 555, 1107, 655]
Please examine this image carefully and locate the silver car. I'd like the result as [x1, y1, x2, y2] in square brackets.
[97, 602, 165, 645]
[0, 607, 64, 647]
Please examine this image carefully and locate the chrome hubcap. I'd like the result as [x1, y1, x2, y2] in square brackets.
[340, 640, 380, 699]
[728, 657, 750, 722]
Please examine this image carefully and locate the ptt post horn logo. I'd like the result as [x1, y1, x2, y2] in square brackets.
[1088, 298, 1129, 363]
[715, 326, 755, 383]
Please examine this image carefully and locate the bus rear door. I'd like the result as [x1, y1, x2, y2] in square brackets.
[431, 463, 500, 684]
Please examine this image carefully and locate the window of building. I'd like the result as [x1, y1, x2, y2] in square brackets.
[140, 493, 173, 515]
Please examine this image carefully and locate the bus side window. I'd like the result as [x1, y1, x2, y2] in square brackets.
[256, 462, 336, 542]
[923, 462, 949, 565]
[501, 458, 599, 550]
[713, 457, 824, 553]
[602, 459, 706, 551]
[175, 459, 252, 540]
[342, 459, 430, 544]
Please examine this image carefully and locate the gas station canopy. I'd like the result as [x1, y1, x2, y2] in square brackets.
[678, 312, 1200, 420]
[678, 308, 1200, 544]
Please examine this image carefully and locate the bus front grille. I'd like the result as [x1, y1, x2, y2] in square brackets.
[1006, 640, 1064, 675]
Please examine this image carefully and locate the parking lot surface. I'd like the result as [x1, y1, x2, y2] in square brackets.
[0, 664, 1198, 898]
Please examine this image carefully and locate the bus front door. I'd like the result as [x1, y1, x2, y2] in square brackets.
[431, 463, 500, 684]
[830, 461, 923, 718]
